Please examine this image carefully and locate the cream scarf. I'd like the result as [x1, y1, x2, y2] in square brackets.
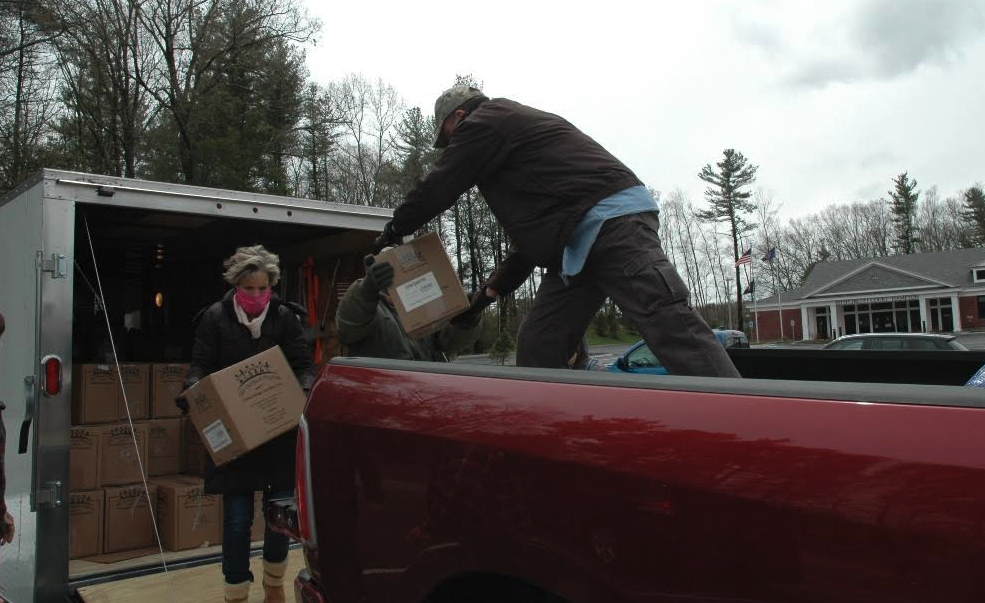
[233, 300, 269, 339]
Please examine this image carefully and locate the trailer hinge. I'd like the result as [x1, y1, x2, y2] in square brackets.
[37, 481, 62, 508]
[40, 253, 68, 279]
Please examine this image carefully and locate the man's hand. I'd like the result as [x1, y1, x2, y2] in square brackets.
[1, 511, 14, 545]
[361, 258, 395, 302]
[372, 221, 401, 254]
[450, 288, 496, 327]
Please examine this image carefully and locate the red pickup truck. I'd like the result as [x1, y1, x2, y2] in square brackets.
[276, 350, 985, 603]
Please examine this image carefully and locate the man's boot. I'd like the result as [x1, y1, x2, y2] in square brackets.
[224, 580, 250, 603]
[262, 559, 289, 603]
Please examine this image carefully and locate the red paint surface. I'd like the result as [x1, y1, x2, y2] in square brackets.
[301, 364, 985, 603]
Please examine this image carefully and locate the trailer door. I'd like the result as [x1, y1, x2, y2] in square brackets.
[0, 179, 74, 602]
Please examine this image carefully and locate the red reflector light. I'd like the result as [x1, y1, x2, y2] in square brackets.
[42, 355, 62, 396]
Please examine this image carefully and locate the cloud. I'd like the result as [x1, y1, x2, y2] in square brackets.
[732, 0, 985, 87]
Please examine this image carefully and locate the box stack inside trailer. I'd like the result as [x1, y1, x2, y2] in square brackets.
[66, 202, 368, 579]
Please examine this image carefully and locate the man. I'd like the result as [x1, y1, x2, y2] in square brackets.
[373, 86, 739, 377]
[336, 257, 481, 360]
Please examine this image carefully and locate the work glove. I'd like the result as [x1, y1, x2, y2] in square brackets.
[360, 256, 395, 302]
[450, 289, 495, 327]
[372, 221, 401, 254]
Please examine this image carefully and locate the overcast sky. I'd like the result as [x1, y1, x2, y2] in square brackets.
[302, 0, 985, 219]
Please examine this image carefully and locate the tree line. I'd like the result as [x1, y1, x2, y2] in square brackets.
[3, 0, 984, 346]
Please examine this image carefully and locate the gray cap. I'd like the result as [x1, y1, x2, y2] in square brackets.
[433, 85, 486, 148]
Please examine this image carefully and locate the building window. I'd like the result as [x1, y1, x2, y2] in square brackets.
[974, 268, 985, 283]
[978, 296, 985, 319]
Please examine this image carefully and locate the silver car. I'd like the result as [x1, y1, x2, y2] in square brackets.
[822, 333, 968, 351]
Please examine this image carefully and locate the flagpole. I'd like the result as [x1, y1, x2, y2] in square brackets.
[753, 285, 760, 343]
[773, 256, 784, 341]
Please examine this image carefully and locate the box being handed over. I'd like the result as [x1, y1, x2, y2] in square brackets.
[375, 231, 469, 338]
[182, 346, 305, 466]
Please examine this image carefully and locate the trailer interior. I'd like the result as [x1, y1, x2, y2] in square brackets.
[68, 202, 371, 588]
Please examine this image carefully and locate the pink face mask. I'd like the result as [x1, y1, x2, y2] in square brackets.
[235, 288, 271, 315]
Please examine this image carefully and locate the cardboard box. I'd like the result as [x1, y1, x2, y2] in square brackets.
[147, 419, 182, 476]
[251, 491, 264, 542]
[70, 426, 100, 491]
[182, 346, 305, 467]
[152, 475, 222, 551]
[151, 363, 189, 418]
[69, 490, 104, 559]
[73, 363, 150, 424]
[98, 423, 149, 487]
[103, 484, 158, 553]
[182, 417, 209, 476]
[375, 232, 469, 338]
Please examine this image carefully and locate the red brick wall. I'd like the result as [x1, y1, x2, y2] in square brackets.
[959, 295, 985, 329]
[752, 308, 804, 341]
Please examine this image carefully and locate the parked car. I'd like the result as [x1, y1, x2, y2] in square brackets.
[605, 329, 750, 375]
[822, 333, 968, 351]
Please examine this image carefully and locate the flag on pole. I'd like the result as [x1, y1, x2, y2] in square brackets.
[743, 280, 755, 295]
[761, 247, 777, 263]
[735, 248, 752, 266]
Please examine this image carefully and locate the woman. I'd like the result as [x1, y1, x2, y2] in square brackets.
[184, 245, 313, 603]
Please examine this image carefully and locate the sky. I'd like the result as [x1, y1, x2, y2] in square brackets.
[300, 0, 985, 220]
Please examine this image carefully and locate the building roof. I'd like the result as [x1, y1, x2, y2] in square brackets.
[754, 248, 985, 306]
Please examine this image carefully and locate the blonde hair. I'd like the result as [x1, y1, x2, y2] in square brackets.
[222, 245, 281, 287]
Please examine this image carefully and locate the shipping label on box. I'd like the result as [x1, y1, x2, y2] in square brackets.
[153, 476, 222, 551]
[98, 423, 149, 487]
[69, 490, 104, 559]
[147, 418, 182, 476]
[70, 426, 100, 491]
[104, 484, 158, 554]
[182, 417, 209, 476]
[183, 346, 305, 467]
[73, 364, 150, 424]
[375, 232, 469, 338]
[152, 363, 189, 418]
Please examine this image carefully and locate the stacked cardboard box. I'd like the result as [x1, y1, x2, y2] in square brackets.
[152, 475, 222, 551]
[151, 363, 189, 418]
[72, 363, 150, 424]
[69, 490, 104, 559]
[103, 484, 159, 554]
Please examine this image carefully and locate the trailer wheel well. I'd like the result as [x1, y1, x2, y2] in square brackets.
[423, 572, 569, 603]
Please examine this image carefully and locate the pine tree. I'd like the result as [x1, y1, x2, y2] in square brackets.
[488, 329, 515, 365]
[962, 185, 985, 246]
[696, 149, 758, 330]
[888, 172, 921, 254]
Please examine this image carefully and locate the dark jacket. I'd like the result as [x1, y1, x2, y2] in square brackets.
[390, 98, 642, 286]
[337, 279, 479, 361]
[187, 291, 314, 495]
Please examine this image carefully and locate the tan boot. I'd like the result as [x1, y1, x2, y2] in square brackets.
[224, 580, 251, 603]
[262, 559, 289, 603]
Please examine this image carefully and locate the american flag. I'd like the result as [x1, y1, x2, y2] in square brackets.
[735, 248, 752, 266]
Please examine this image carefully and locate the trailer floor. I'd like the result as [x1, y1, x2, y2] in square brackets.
[76, 549, 305, 602]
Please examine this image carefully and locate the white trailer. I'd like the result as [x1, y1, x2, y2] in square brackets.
[0, 169, 390, 602]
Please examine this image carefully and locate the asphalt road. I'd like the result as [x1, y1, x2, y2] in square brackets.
[454, 331, 985, 366]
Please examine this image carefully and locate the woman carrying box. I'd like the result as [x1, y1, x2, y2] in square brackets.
[181, 245, 313, 603]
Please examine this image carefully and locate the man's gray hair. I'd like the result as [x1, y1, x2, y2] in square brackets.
[222, 245, 281, 286]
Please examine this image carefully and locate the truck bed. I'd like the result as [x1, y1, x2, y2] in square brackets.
[298, 357, 985, 603]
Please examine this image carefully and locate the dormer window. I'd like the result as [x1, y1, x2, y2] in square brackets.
[975, 268, 985, 283]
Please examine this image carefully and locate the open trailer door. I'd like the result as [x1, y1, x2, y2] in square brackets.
[0, 173, 75, 602]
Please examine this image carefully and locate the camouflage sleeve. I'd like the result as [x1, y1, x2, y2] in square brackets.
[336, 279, 381, 346]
